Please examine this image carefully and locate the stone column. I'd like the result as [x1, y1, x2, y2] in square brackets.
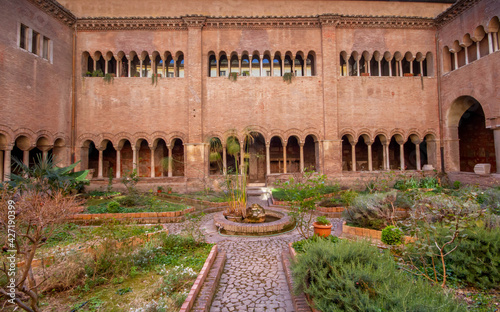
[465, 46, 469, 65]
[299, 143, 304, 172]
[162, 59, 166, 77]
[97, 148, 104, 179]
[494, 129, 500, 173]
[488, 32, 494, 54]
[382, 143, 387, 170]
[222, 144, 227, 175]
[23, 150, 29, 166]
[378, 60, 381, 77]
[351, 142, 357, 172]
[388, 60, 392, 76]
[281, 56, 284, 76]
[367, 143, 373, 171]
[139, 59, 143, 77]
[260, 55, 263, 76]
[356, 59, 360, 76]
[494, 33, 499, 52]
[128, 58, 131, 77]
[173, 58, 177, 78]
[266, 143, 271, 175]
[270, 59, 274, 77]
[240, 144, 245, 175]
[132, 145, 137, 173]
[399, 61, 403, 77]
[150, 146, 155, 178]
[385, 144, 390, 169]
[420, 61, 424, 75]
[116, 148, 121, 178]
[167, 146, 173, 177]
[409, 60, 413, 74]
[238, 57, 241, 75]
[453, 52, 458, 70]
[4, 147, 12, 181]
[399, 143, 405, 171]
[105, 59, 108, 74]
[476, 41, 481, 59]
[292, 56, 295, 76]
[282, 142, 287, 174]
[416, 143, 421, 171]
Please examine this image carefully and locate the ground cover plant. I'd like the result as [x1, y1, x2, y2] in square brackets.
[291, 239, 466, 312]
[167, 190, 227, 203]
[84, 194, 189, 214]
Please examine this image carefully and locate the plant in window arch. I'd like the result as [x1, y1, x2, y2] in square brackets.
[398, 193, 483, 288]
[274, 171, 331, 239]
[151, 73, 161, 86]
[228, 72, 238, 82]
[103, 73, 114, 84]
[283, 72, 294, 84]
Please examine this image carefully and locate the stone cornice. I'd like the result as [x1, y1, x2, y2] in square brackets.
[435, 0, 480, 28]
[27, 0, 76, 27]
[75, 14, 436, 31]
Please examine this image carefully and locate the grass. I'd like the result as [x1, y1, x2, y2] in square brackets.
[84, 194, 189, 214]
[168, 191, 227, 203]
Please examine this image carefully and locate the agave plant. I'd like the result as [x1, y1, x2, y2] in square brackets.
[6, 154, 89, 194]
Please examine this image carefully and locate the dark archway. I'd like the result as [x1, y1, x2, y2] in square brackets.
[303, 135, 317, 172]
[286, 136, 300, 173]
[245, 133, 266, 183]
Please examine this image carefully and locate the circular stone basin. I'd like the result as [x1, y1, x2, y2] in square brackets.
[214, 209, 295, 236]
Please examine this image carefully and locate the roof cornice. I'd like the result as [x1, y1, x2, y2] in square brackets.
[435, 0, 480, 28]
[27, 0, 76, 27]
[75, 14, 436, 31]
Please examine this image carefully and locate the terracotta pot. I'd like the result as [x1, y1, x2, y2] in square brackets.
[313, 222, 332, 237]
[226, 215, 243, 222]
[157, 190, 162, 193]
[168, 190, 172, 194]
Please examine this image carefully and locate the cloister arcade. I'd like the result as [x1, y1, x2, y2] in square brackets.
[341, 131, 438, 172]
[442, 16, 499, 73]
[208, 51, 316, 77]
[339, 51, 433, 77]
[81, 51, 185, 78]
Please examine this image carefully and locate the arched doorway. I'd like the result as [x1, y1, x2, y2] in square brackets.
[447, 96, 496, 172]
[459, 100, 495, 172]
[245, 132, 266, 183]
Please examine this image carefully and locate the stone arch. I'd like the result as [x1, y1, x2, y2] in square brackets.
[284, 129, 303, 144]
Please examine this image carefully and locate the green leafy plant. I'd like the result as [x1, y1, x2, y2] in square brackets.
[152, 73, 161, 86]
[315, 215, 331, 226]
[103, 73, 114, 84]
[381, 225, 404, 245]
[291, 235, 339, 254]
[121, 169, 139, 194]
[283, 72, 293, 84]
[342, 192, 399, 230]
[228, 72, 238, 81]
[107, 167, 114, 193]
[107, 201, 121, 213]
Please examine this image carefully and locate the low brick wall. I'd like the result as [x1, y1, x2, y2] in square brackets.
[157, 193, 234, 208]
[342, 223, 414, 243]
[18, 227, 169, 268]
[180, 245, 220, 312]
[284, 244, 314, 312]
[67, 207, 196, 224]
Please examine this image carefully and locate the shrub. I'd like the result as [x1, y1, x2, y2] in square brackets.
[117, 194, 143, 207]
[394, 191, 414, 209]
[291, 235, 339, 254]
[315, 216, 331, 225]
[445, 226, 500, 289]
[342, 192, 397, 230]
[291, 239, 465, 312]
[107, 201, 121, 213]
[477, 188, 500, 215]
[317, 197, 343, 207]
[381, 225, 404, 245]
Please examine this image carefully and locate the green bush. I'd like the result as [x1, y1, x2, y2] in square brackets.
[342, 192, 394, 230]
[381, 225, 404, 245]
[445, 226, 500, 289]
[271, 188, 290, 201]
[291, 235, 339, 254]
[107, 201, 121, 213]
[394, 191, 414, 209]
[477, 188, 500, 215]
[291, 239, 466, 312]
[117, 194, 143, 207]
[316, 216, 331, 225]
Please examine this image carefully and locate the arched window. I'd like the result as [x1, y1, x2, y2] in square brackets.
[348, 55, 357, 76]
[106, 51, 116, 75]
[241, 54, 250, 76]
[166, 54, 174, 77]
[442, 46, 452, 73]
[230, 54, 239, 74]
[82, 51, 92, 75]
[219, 54, 228, 77]
[155, 54, 163, 76]
[284, 55, 292, 74]
[425, 52, 433, 76]
[130, 53, 140, 77]
[273, 53, 282, 76]
[306, 52, 315, 76]
[294, 54, 304, 76]
[251, 55, 260, 76]
[262, 55, 271, 76]
[176, 53, 184, 78]
[209, 54, 217, 77]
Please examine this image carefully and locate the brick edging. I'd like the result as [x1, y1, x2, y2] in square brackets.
[191, 250, 227, 311]
[282, 247, 313, 312]
[156, 193, 235, 207]
[68, 207, 196, 222]
[342, 223, 414, 243]
[180, 244, 219, 312]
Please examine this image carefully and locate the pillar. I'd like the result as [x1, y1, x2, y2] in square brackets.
[23, 150, 29, 166]
[167, 146, 173, 177]
[356, 59, 360, 76]
[105, 59, 108, 74]
[222, 144, 227, 175]
[465, 46, 469, 65]
[240, 144, 245, 175]
[476, 41, 481, 59]
[281, 56, 284, 76]
[416, 143, 421, 171]
[4, 147, 11, 181]
[97, 148, 104, 179]
[266, 143, 271, 175]
[0, 151, 3, 182]
[409, 60, 413, 74]
[351, 143, 356, 172]
[150, 146, 155, 178]
[299, 143, 304, 172]
[388, 60, 392, 76]
[173, 58, 177, 78]
[493, 33, 499, 52]
[139, 59, 143, 77]
[260, 55, 263, 76]
[400, 143, 405, 171]
[399, 61, 403, 77]
[116, 149, 121, 178]
[494, 129, 500, 173]
[382, 143, 387, 170]
[238, 57, 241, 75]
[367, 60, 371, 75]
[132, 145, 137, 173]
[249, 58, 252, 77]
[270, 58, 274, 77]
[162, 59, 166, 77]
[282, 142, 287, 174]
[385, 144, 390, 170]
[453, 52, 458, 70]
[420, 61, 424, 75]
[488, 32, 494, 54]
[377, 60, 381, 77]
[128, 58, 131, 77]
[367, 143, 373, 171]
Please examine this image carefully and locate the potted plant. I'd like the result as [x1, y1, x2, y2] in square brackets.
[166, 186, 172, 194]
[313, 216, 332, 237]
[157, 186, 164, 193]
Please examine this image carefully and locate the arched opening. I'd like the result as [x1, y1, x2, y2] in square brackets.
[154, 139, 168, 177]
[0, 134, 8, 181]
[284, 54, 292, 74]
[219, 53, 228, 77]
[306, 52, 315, 76]
[142, 54, 152, 78]
[241, 54, 250, 76]
[176, 53, 184, 78]
[251, 54, 260, 77]
[172, 138, 185, 176]
[52, 138, 66, 166]
[130, 53, 140, 77]
[442, 46, 452, 73]
[137, 140, 150, 177]
[82, 51, 92, 75]
[209, 137, 223, 175]
[166, 53, 174, 77]
[262, 55, 271, 76]
[273, 53, 282, 76]
[95, 53, 105, 73]
[458, 99, 496, 172]
[86, 141, 99, 178]
[106, 52, 116, 75]
[119, 140, 134, 177]
[101, 140, 116, 179]
[404, 136, 418, 170]
[245, 132, 266, 182]
[340, 52, 348, 76]
[119, 52, 128, 77]
[154, 53, 163, 77]
[286, 136, 300, 173]
[359, 53, 368, 75]
[341, 135, 354, 171]
[356, 135, 369, 171]
[226, 136, 240, 174]
[348, 54, 357, 76]
[208, 54, 217, 77]
[303, 135, 317, 171]
[388, 136, 402, 170]
[270, 136, 284, 174]
[372, 136, 385, 170]
[294, 54, 304, 77]
[370, 54, 379, 76]
[381, 53, 391, 76]
[13, 136, 32, 173]
[230, 54, 239, 74]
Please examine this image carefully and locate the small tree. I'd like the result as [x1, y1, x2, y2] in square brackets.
[274, 171, 333, 239]
[399, 193, 482, 288]
[121, 169, 139, 194]
[0, 185, 81, 311]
